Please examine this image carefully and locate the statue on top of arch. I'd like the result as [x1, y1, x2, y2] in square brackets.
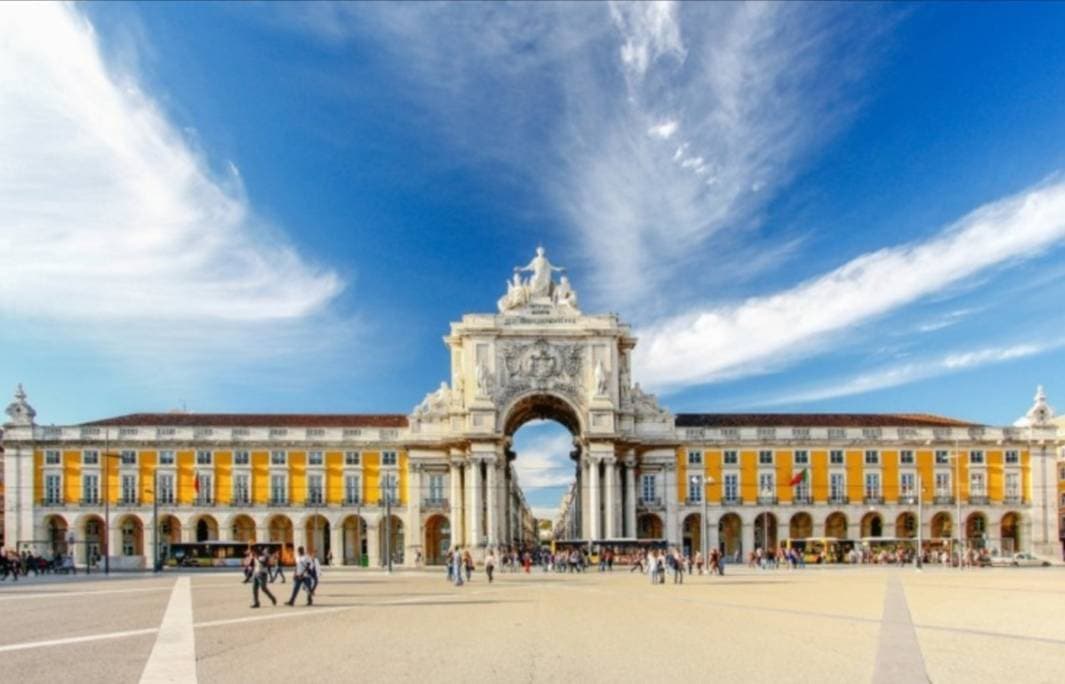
[497, 247, 580, 315]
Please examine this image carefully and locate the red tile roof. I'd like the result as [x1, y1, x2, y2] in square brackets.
[674, 413, 978, 428]
[80, 413, 409, 429]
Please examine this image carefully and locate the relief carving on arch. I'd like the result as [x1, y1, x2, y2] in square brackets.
[494, 339, 584, 407]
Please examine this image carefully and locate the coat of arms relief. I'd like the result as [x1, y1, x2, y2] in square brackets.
[493, 339, 585, 406]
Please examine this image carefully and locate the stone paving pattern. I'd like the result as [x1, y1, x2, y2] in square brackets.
[1, 566, 1062, 683]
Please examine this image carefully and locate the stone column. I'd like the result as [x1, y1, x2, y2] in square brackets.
[580, 458, 590, 539]
[706, 511, 720, 555]
[465, 458, 482, 546]
[448, 452, 464, 551]
[486, 457, 498, 547]
[406, 464, 423, 567]
[218, 520, 232, 542]
[604, 456, 617, 539]
[366, 517, 381, 568]
[741, 519, 755, 559]
[588, 455, 600, 540]
[664, 464, 680, 546]
[329, 523, 343, 567]
[624, 455, 637, 538]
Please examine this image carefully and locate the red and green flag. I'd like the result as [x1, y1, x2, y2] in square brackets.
[788, 468, 809, 487]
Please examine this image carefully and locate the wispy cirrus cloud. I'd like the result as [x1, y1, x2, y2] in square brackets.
[634, 179, 1065, 391]
[758, 341, 1055, 407]
[0, 4, 343, 325]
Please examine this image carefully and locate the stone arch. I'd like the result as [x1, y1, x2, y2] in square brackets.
[637, 512, 663, 540]
[228, 514, 256, 543]
[116, 514, 144, 556]
[682, 513, 702, 557]
[191, 514, 219, 542]
[825, 511, 848, 539]
[424, 514, 451, 565]
[860, 512, 883, 538]
[158, 514, 182, 545]
[896, 512, 917, 539]
[43, 514, 69, 556]
[73, 513, 105, 564]
[1000, 511, 1022, 553]
[789, 512, 813, 540]
[754, 512, 778, 551]
[303, 514, 331, 561]
[965, 512, 987, 548]
[380, 514, 404, 566]
[341, 515, 367, 566]
[718, 512, 742, 558]
[930, 512, 952, 540]
[501, 391, 584, 437]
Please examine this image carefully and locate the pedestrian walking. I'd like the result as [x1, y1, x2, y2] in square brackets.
[285, 546, 313, 606]
[452, 546, 465, 586]
[485, 549, 497, 583]
[250, 547, 277, 609]
[270, 550, 286, 583]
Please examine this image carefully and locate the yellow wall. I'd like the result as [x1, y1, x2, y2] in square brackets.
[363, 451, 380, 504]
[139, 451, 157, 504]
[676, 448, 687, 502]
[707, 449, 722, 503]
[399, 451, 409, 505]
[1022, 449, 1031, 503]
[988, 450, 1003, 501]
[252, 451, 269, 504]
[177, 450, 194, 504]
[214, 451, 231, 504]
[883, 450, 898, 502]
[289, 451, 306, 504]
[916, 450, 934, 501]
[64, 450, 81, 502]
[776, 450, 791, 503]
[740, 450, 757, 502]
[846, 450, 862, 502]
[811, 450, 828, 502]
[957, 448, 970, 501]
[33, 450, 43, 502]
[326, 451, 343, 504]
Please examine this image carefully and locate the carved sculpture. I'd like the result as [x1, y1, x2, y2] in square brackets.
[594, 359, 609, 397]
[498, 247, 580, 315]
[630, 382, 671, 420]
[476, 360, 493, 397]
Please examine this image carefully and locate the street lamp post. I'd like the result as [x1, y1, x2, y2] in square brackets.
[915, 473, 923, 570]
[382, 473, 393, 574]
[954, 444, 963, 571]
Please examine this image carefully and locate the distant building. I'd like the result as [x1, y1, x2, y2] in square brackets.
[3, 250, 1062, 566]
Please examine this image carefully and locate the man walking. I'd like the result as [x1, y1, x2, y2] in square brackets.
[269, 549, 286, 584]
[285, 546, 313, 606]
[251, 547, 277, 609]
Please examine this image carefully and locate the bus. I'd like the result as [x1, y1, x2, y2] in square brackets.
[781, 537, 856, 563]
[164, 541, 289, 568]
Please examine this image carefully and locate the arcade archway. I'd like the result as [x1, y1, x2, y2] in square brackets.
[719, 513, 742, 558]
[341, 515, 366, 566]
[425, 514, 451, 565]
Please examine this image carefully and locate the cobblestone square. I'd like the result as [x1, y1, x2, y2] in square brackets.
[2, 565, 1062, 683]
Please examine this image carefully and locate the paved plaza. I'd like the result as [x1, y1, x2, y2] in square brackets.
[1, 565, 1063, 683]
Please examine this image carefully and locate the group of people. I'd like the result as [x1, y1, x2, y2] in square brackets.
[0, 548, 77, 579]
[242, 546, 320, 609]
[630, 548, 727, 583]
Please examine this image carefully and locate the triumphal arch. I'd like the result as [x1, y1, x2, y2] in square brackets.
[409, 247, 676, 549]
[4, 247, 1060, 569]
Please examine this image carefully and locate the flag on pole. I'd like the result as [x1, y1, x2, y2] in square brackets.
[788, 468, 809, 487]
[193, 474, 200, 496]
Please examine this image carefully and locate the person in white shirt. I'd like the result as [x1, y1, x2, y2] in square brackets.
[285, 546, 313, 606]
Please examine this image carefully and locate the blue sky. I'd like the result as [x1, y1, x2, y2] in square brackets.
[4, 3, 1065, 515]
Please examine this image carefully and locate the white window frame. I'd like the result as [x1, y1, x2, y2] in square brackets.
[270, 450, 287, 467]
[829, 472, 845, 501]
[687, 475, 703, 503]
[308, 451, 324, 467]
[1005, 472, 1020, 499]
[307, 473, 324, 505]
[345, 451, 361, 466]
[969, 471, 986, 496]
[196, 450, 213, 466]
[120, 473, 138, 503]
[82, 473, 100, 503]
[382, 451, 398, 467]
[899, 472, 916, 498]
[83, 449, 99, 465]
[158, 450, 175, 466]
[270, 473, 288, 504]
[864, 471, 881, 498]
[1004, 450, 1019, 465]
[793, 450, 809, 466]
[232, 472, 250, 504]
[864, 450, 880, 466]
[687, 450, 703, 466]
[640, 474, 656, 503]
[45, 473, 63, 504]
[723, 450, 739, 466]
[120, 449, 137, 466]
[935, 471, 951, 496]
[935, 450, 950, 465]
[758, 450, 774, 466]
[234, 450, 250, 466]
[969, 450, 985, 465]
[428, 473, 445, 502]
[758, 471, 775, 496]
[44, 449, 61, 465]
[900, 450, 915, 465]
[196, 472, 214, 504]
[158, 473, 175, 504]
[344, 474, 361, 504]
[723, 473, 739, 502]
[829, 450, 844, 466]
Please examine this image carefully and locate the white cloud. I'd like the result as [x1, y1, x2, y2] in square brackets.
[635, 179, 1065, 390]
[0, 4, 343, 324]
[647, 119, 679, 140]
[759, 342, 1055, 406]
[609, 1, 686, 80]
[511, 429, 576, 491]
